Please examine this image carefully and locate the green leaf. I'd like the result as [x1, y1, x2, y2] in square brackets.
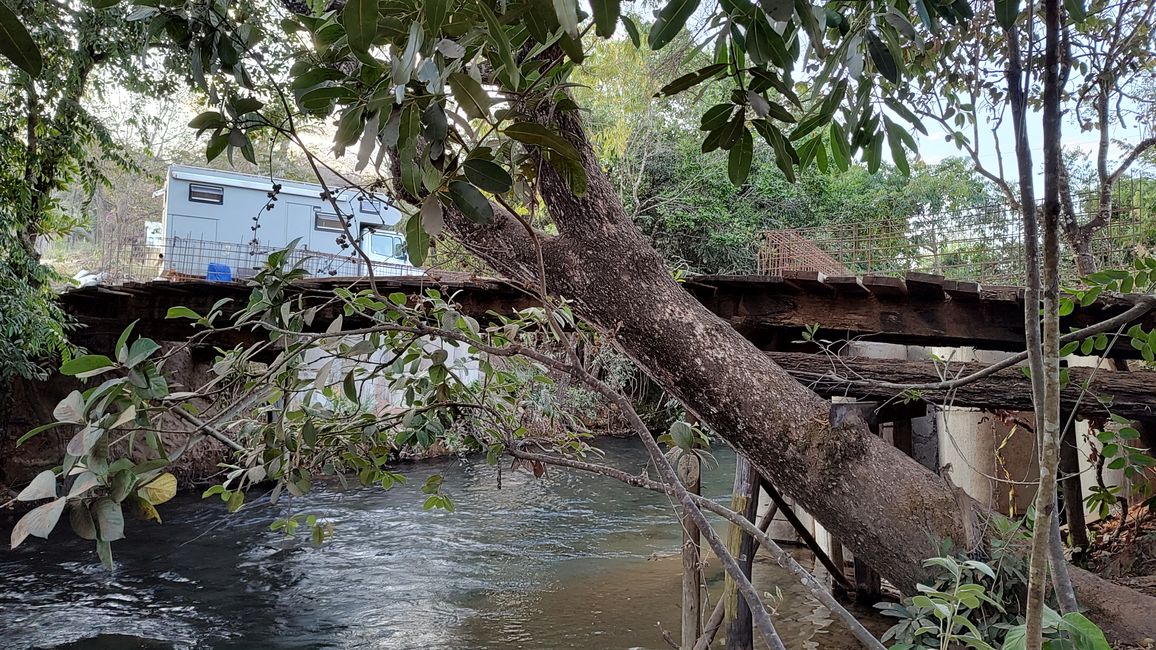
[669, 420, 695, 449]
[1064, 0, 1086, 22]
[829, 121, 850, 171]
[166, 306, 201, 320]
[405, 213, 431, 266]
[342, 0, 378, 61]
[447, 180, 495, 223]
[754, 120, 797, 182]
[884, 118, 910, 175]
[479, 2, 520, 91]
[342, 371, 358, 403]
[649, 0, 701, 50]
[93, 498, 124, 541]
[865, 133, 883, 174]
[424, 0, 449, 34]
[591, 0, 620, 37]
[0, 1, 42, 77]
[995, 0, 1020, 29]
[16, 421, 65, 447]
[655, 63, 728, 97]
[125, 338, 161, 368]
[115, 321, 137, 364]
[701, 103, 736, 131]
[728, 128, 754, 185]
[464, 159, 513, 194]
[866, 32, 899, 83]
[503, 122, 581, 160]
[69, 503, 98, 541]
[60, 355, 116, 378]
[447, 73, 492, 121]
[620, 15, 641, 47]
[188, 111, 227, 131]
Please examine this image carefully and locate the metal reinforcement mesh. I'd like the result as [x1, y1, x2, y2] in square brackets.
[95, 237, 415, 284]
[758, 181, 1155, 284]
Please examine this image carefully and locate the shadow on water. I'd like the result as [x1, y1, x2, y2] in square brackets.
[0, 438, 882, 649]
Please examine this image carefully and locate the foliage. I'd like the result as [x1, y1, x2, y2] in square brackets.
[877, 519, 1110, 650]
[12, 241, 618, 556]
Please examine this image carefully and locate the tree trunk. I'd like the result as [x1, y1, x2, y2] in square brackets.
[434, 91, 1156, 647]
[724, 456, 759, 650]
[679, 454, 702, 650]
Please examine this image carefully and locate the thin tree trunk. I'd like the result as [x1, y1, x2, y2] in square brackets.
[680, 453, 702, 649]
[724, 456, 759, 650]
[1026, 3, 1080, 644]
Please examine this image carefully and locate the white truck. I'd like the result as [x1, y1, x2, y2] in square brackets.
[160, 164, 415, 279]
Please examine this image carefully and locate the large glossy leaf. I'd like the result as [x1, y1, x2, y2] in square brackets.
[464, 159, 513, 193]
[829, 121, 850, 171]
[866, 31, 898, 83]
[590, 0, 620, 38]
[727, 128, 754, 185]
[655, 63, 728, 97]
[448, 73, 491, 121]
[405, 213, 430, 266]
[649, 0, 701, 50]
[342, 0, 378, 63]
[69, 502, 97, 541]
[60, 355, 116, 379]
[503, 123, 580, 160]
[883, 116, 911, 175]
[0, 2, 42, 77]
[447, 180, 494, 223]
[424, 0, 449, 34]
[479, 2, 519, 90]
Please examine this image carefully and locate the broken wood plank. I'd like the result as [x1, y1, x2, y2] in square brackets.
[905, 272, 947, 301]
[825, 275, 872, 296]
[861, 275, 908, 299]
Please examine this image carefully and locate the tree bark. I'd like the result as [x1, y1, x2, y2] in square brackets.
[432, 85, 1156, 647]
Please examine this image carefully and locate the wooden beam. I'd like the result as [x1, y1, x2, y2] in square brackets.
[767, 351, 1156, 421]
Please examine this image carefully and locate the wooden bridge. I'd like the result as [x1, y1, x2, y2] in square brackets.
[57, 269, 1156, 422]
[61, 269, 1155, 355]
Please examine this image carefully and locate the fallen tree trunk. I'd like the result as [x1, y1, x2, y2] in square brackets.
[433, 97, 1156, 645]
[767, 351, 1155, 422]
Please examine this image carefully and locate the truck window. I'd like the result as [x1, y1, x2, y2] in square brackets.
[188, 183, 224, 204]
[370, 232, 407, 261]
[314, 210, 343, 232]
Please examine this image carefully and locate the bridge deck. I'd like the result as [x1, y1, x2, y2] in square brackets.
[59, 270, 1154, 357]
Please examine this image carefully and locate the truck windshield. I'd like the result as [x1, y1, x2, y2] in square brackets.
[369, 232, 407, 261]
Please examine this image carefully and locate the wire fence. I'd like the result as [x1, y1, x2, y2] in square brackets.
[758, 180, 1156, 284]
[92, 237, 417, 285]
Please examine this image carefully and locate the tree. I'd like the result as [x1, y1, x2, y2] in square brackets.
[910, 0, 1156, 275]
[16, 1, 1156, 646]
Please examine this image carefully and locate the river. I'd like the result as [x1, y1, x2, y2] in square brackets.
[0, 438, 879, 649]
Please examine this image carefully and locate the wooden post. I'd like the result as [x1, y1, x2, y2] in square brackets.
[679, 453, 702, 650]
[853, 408, 884, 604]
[1059, 415, 1089, 553]
[723, 456, 759, 650]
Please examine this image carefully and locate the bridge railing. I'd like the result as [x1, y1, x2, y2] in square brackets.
[89, 236, 419, 285]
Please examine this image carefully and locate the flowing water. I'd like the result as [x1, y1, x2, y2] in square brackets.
[0, 438, 878, 649]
